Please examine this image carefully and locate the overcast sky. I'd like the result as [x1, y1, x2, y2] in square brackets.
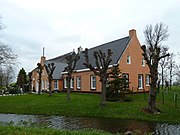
[0, 0, 180, 77]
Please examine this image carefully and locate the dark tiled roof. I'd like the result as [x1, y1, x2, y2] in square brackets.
[45, 61, 67, 80]
[46, 53, 70, 79]
[75, 36, 131, 70]
[45, 53, 71, 79]
[47, 52, 72, 63]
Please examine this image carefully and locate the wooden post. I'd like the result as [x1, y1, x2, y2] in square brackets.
[175, 93, 177, 109]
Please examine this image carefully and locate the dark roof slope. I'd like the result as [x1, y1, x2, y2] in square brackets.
[75, 36, 131, 70]
[45, 53, 71, 79]
[45, 61, 67, 80]
[47, 52, 72, 63]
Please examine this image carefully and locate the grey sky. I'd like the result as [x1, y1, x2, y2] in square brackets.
[0, 0, 180, 76]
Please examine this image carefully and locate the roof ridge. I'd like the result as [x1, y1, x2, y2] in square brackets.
[47, 52, 72, 61]
[87, 36, 130, 51]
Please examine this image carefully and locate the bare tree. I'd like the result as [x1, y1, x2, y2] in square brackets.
[83, 48, 113, 106]
[45, 62, 56, 96]
[0, 43, 18, 69]
[141, 23, 170, 113]
[0, 66, 14, 87]
[64, 52, 80, 101]
[175, 63, 180, 84]
[167, 53, 176, 89]
[0, 18, 17, 86]
[159, 46, 169, 89]
[37, 63, 43, 95]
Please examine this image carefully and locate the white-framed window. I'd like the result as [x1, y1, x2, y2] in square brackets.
[145, 74, 150, 86]
[70, 78, 74, 89]
[64, 78, 67, 88]
[142, 57, 145, 67]
[44, 80, 47, 90]
[127, 55, 131, 64]
[122, 73, 129, 89]
[76, 76, 81, 89]
[122, 73, 129, 82]
[42, 80, 44, 90]
[90, 75, 96, 90]
[138, 74, 143, 89]
[54, 80, 58, 90]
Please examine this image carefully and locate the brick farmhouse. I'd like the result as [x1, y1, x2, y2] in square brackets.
[30, 29, 150, 93]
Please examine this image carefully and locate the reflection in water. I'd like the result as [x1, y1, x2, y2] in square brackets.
[0, 114, 180, 134]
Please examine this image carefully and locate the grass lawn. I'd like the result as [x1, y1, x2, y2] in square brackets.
[0, 125, 118, 135]
[0, 89, 180, 124]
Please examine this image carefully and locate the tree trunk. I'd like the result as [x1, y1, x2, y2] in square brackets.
[148, 76, 160, 114]
[38, 80, 41, 95]
[100, 78, 107, 106]
[170, 68, 172, 90]
[170, 78, 172, 90]
[66, 77, 71, 101]
[29, 82, 32, 94]
[49, 78, 52, 96]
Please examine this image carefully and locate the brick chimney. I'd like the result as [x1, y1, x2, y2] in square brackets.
[40, 47, 46, 66]
[77, 46, 83, 53]
[40, 56, 46, 66]
[129, 29, 136, 37]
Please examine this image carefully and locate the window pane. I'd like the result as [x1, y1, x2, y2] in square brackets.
[138, 75, 143, 89]
[64, 78, 67, 88]
[146, 75, 150, 86]
[70, 78, 74, 89]
[77, 77, 81, 89]
[127, 55, 131, 64]
[54, 80, 58, 90]
[91, 75, 96, 89]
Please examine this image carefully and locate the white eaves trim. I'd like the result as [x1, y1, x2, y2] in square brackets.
[61, 64, 117, 75]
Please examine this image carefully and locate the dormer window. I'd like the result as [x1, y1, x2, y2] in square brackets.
[127, 55, 131, 64]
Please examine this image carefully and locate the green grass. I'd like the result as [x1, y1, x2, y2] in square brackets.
[0, 90, 180, 124]
[0, 125, 117, 135]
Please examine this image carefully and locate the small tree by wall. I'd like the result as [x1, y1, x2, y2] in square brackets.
[17, 68, 27, 92]
[45, 62, 56, 96]
[64, 52, 80, 101]
[28, 72, 32, 93]
[107, 64, 131, 101]
[83, 48, 113, 106]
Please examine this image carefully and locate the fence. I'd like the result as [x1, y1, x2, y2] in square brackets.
[161, 90, 180, 109]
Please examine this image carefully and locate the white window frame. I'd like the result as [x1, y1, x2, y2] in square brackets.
[138, 74, 143, 89]
[42, 80, 44, 90]
[90, 75, 96, 90]
[54, 80, 58, 90]
[76, 76, 81, 89]
[70, 78, 74, 89]
[44, 80, 47, 90]
[127, 55, 131, 64]
[64, 78, 67, 88]
[145, 74, 150, 86]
